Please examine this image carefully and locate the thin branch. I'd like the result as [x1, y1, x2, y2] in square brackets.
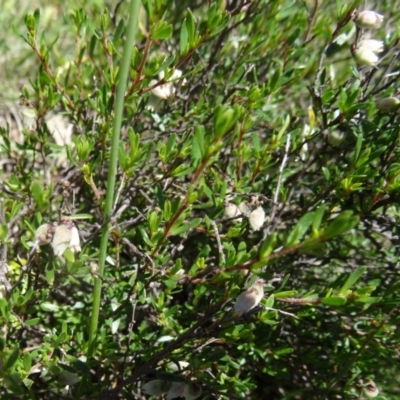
[99, 302, 225, 400]
[266, 133, 291, 234]
[210, 220, 226, 266]
[0, 200, 11, 291]
[126, 36, 152, 98]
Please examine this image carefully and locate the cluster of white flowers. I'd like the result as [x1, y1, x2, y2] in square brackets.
[35, 217, 81, 261]
[353, 10, 384, 67]
[147, 69, 186, 112]
[150, 69, 184, 100]
[224, 202, 265, 231]
[352, 10, 399, 113]
[142, 379, 202, 400]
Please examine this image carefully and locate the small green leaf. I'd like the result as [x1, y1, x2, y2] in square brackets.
[353, 133, 363, 165]
[274, 290, 297, 298]
[192, 126, 205, 161]
[169, 222, 190, 236]
[163, 200, 172, 222]
[164, 305, 179, 318]
[355, 296, 381, 304]
[5, 346, 20, 370]
[312, 204, 326, 234]
[213, 104, 239, 138]
[323, 211, 359, 239]
[339, 267, 367, 294]
[322, 297, 347, 306]
[151, 20, 173, 40]
[180, 20, 189, 54]
[171, 165, 193, 177]
[0, 224, 8, 243]
[268, 64, 282, 93]
[40, 302, 60, 312]
[276, 115, 290, 141]
[276, 274, 290, 292]
[64, 248, 75, 263]
[285, 212, 314, 247]
[166, 133, 177, 155]
[45, 265, 55, 285]
[185, 9, 195, 46]
[23, 378, 34, 389]
[265, 295, 275, 308]
[25, 318, 41, 326]
[259, 233, 277, 259]
[55, 331, 69, 346]
[30, 180, 44, 207]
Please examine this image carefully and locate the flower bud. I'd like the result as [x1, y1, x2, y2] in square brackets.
[362, 379, 379, 398]
[248, 206, 265, 231]
[142, 379, 171, 395]
[375, 97, 400, 113]
[234, 278, 264, 316]
[183, 382, 202, 400]
[355, 11, 384, 29]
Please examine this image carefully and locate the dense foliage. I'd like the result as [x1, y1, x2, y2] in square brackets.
[1, 0, 400, 399]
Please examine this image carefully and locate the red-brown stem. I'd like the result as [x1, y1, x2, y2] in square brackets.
[303, 0, 320, 43]
[126, 36, 152, 98]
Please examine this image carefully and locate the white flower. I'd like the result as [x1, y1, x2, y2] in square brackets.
[35, 223, 54, 246]
[224, 203, 240, 218]
[166, 381, 186, 399]
[359, 39, 384, 54]
[375, 97, 400, 113]
[69, 226, 81, 253]
[353, 47, 379, 67]
[167, 361, 190, 372]
[150, 69, 184, 100]
[355, 11, 384, 29]
[248, 206, 265, 231]
[238, 202, 251, 217]
[234, 278, 264, 316]
[142, 379, 171, 395]
[51, 219, 81, 259]
[224, 203, 242, 222]
[353, 39, 384, 67]
[327, 130, 345, 147]
[183, 382, 202, 400]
